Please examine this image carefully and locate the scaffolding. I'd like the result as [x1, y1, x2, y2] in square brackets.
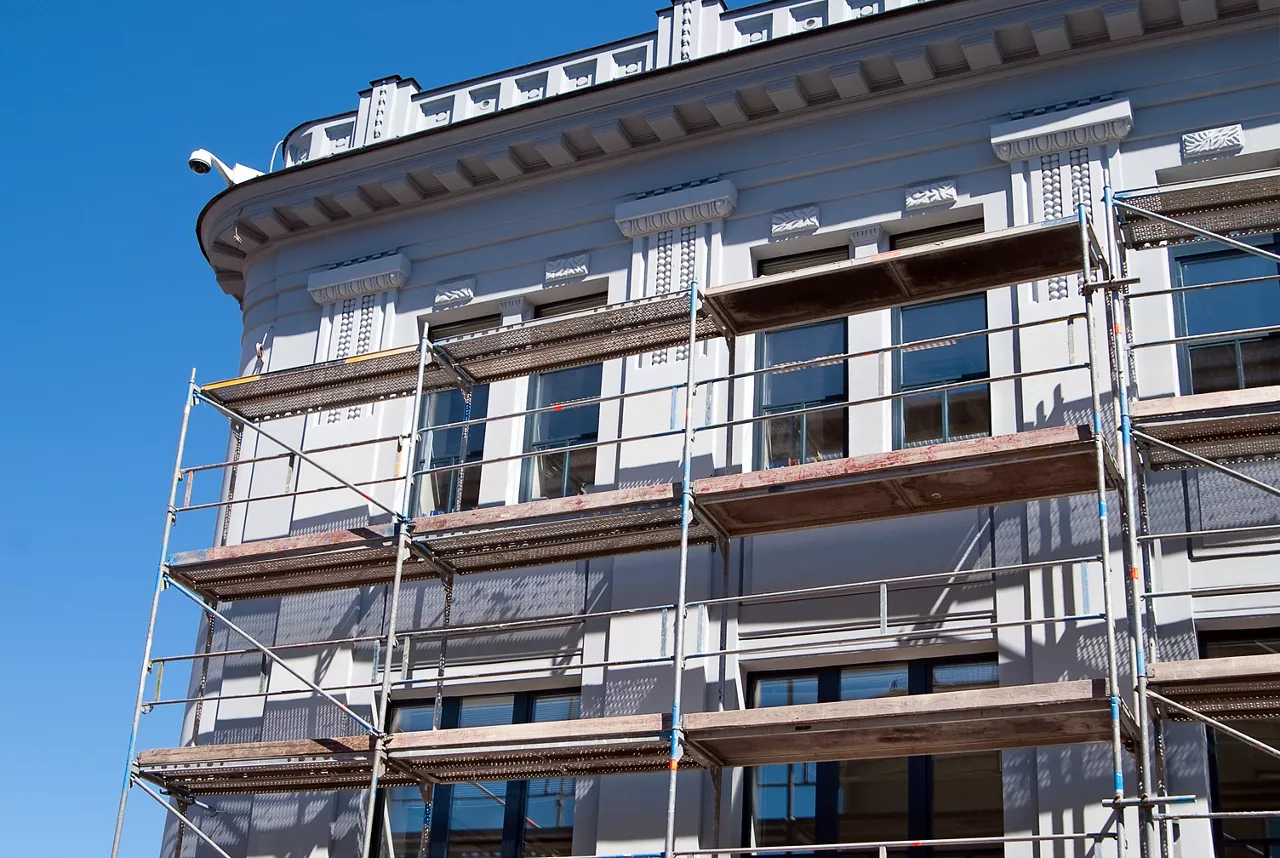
[110, 167, 1280, 858]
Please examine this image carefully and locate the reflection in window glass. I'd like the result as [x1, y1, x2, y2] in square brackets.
[840, 665, 910, 701]
[932, 752, 1004, 857]
[1177, 250, 1280, 395]
[524, 695, 580, 856]
[1204, 636, 1280, 856]
[932, 660, 999, 692]
[523, 365, 602, 501]
[758, 321, 847, 469]
[418, 386, 489, 514]
[755, 675, 820, 708]
[898, 296, 990, 448]
[837, 757, 908, 846]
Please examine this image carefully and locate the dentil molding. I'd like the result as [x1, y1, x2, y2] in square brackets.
[990, 99, 1133, 162]
[307, 252, 410, 305]
[615, 179, 738, 238]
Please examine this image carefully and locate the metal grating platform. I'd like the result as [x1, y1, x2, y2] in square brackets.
[1131, 386, 1280, 469]
[692, 425, 1113, 537]
[1148, 654, 1280, 721]
[1115, 169, 1280, 249]
[703, 218, 1083, 335]
[201, 294, 719, 421]
[168, 485, 713, 601]
[684, 679, 1132, 765]
[137, 714, 677, 795]
[137, 680, 1132, 796]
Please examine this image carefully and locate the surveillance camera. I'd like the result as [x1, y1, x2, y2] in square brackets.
[187, 148, 264, 187]
[189, 149, 214, 175]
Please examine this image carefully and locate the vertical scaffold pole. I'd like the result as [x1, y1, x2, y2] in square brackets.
[1104, 186, 1159, 858]
[664, 277, 700, 858]
[360, 331, 433, 858]
[112, 370, 198, 858]
[1080, 205, 1128, 858]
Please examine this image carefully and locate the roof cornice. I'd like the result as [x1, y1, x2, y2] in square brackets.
[195, 0, 1277, 302]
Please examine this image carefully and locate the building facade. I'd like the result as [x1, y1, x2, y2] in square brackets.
[125, 1, 1280, 856]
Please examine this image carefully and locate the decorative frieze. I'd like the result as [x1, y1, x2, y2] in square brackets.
[434, 278, 476, 309]
[904, 180, 957, 211]
[615, 179, 738, 238]
[545, 253, 590, 283]
[307, 252, 410, 305]
[771, 205, 821, 237]
[1182, 124, 1244, 160]
[990, 99, 1133, 162]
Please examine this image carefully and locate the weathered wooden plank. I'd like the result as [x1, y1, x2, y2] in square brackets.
[1132, 386, 1280, 421]
[411, 483, 678, 536]
[169, 525, 395, 567]
[1148, 654, 1280, 687]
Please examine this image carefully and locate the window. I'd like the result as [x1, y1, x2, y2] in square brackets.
[521, 295, 607, 502]
[754, 246, 851, 470]
[417, 386, 489, 514]
[416, 316, 500, 514]
[748, 658, 1002, 856]
[378, 691, 580, 858]
[1202, 633, 1280, 857]
[896, 295, 990, 448]
[1174, 243, 1280, 395]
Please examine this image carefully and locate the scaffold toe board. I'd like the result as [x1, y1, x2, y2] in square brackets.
[1114, 168, 1280, 249]
[200, 294, 719, 420]
[703, 218, 1081, 335]
[1148, 654, 1280, 720]
[684, 679, 1129, 766]
[411, 483, 714, 574]
[137, 714, 677, 795]
[167, 525, 439, 601]
[692, 425, 1112, 537]
[1132, 386, 1280, 468]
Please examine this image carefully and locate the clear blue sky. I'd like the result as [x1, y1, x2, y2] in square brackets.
[0, 2, 663, 854]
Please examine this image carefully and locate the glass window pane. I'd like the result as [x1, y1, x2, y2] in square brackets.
[420, 386, 489, 513]
[932, 752, 1003, 856]
[902, 391, 944, 447]
[946, 384, 991, 441]
[753, 762, 819, 846]
[383, 785, 430, 858]
[391, 705, 435, 733]
[900, 297, 989, 390]
[755, 675, 820, 708]
[1188, 342, 1242, 394]
[458, 696, 514, 728]
[1240, 337, 1280, 388]
[532, 694, 581, 723]
[524, 777, 575, 856]
[761, 321, 846, 410]
[932, 660, 999, 692]
[446, 781, 508, 858]
[1180, 253, 1280, 336]
[837, 758, 908, 844]
[525, 366, 602, 501]
[763, 413, 804, 469]
[839, 665, 910, 700]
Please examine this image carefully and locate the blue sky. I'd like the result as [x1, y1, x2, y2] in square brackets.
[0, 2, 663, 853]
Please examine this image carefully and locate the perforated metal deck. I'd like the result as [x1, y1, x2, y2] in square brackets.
[1115, 169, 1280, 249]
[1131, 386, 1280, 468]
[692, 425, 1113, 536]
[136, 680, 1131, 796]
[168, 485, 714, 601]
[703, 218, 1083, 335]
[201, 294, 719, 420]
[1148, 654, 1280, 721]
[137, 714, 677, 795]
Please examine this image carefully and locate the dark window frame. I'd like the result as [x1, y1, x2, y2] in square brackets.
[743, 656, 1001, 856]
[376, 689, 581, 858]
[1171, 239, 1280, 396]
[892, 294, 992, 450]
